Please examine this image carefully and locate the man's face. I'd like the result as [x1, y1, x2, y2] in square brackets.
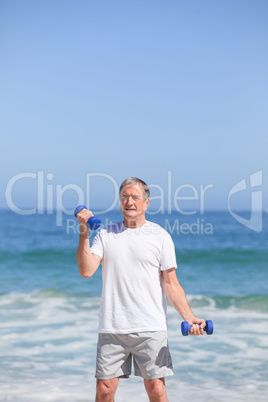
[120, 183, 150, 220]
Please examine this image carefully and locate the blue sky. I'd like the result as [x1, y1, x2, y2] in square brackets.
[1, 0, 267, 214]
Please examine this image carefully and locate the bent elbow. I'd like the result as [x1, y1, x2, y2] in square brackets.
[80, 272, 90, 278]
[79, 268, 92, 278]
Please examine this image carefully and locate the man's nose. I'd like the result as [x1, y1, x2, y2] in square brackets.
[126, 196, 133, 204]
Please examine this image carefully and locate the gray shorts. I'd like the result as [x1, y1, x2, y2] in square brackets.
[95, 331, 173, 380]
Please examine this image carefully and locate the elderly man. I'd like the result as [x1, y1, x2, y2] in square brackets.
[76, 177, 205, 402]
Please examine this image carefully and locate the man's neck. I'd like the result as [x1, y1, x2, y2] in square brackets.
[123, 217, 147, 228]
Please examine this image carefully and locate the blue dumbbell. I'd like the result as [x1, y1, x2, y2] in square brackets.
[181, 320, 213, 336]
[74, 205, 101, 230]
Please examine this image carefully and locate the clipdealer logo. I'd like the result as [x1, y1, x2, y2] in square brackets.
[4, 170, 264, 233]
[4, 171, 214, 230]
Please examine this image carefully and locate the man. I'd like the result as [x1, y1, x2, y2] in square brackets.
[76, 177, 205, 402]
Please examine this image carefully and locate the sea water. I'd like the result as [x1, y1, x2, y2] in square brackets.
[0, 210, 267, 401]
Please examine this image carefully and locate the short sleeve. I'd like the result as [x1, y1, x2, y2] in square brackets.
[90, 231, 104, 259]
[160, 232, 177, 271]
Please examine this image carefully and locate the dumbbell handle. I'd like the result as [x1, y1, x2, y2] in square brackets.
[74, 205, 101, 230]
[181, 320, 213, 336]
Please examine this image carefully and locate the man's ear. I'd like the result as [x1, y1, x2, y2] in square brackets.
[145, 198, 150, 210]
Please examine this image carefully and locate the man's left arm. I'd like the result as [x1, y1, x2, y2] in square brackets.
[162, 268, 206, 336]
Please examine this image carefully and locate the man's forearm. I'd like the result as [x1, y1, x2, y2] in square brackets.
[76, 233, 97, 278]
[164, 281, 196, 323]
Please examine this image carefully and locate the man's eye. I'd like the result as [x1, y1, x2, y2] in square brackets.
[121, 196, 139, 201]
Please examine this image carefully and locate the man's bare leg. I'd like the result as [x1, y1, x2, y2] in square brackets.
[144, 378, 168, 402]
[95, 378, 119, 402]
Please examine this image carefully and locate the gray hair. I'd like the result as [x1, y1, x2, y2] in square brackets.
[119, 177, 150, 200]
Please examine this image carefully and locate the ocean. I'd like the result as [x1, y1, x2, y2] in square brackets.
[0, 210, 267, 401]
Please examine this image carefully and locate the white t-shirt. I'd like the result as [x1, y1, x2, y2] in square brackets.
[90, 220, 177, 334]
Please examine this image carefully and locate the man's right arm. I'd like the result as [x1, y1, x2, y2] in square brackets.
[76, 209, 102, 278]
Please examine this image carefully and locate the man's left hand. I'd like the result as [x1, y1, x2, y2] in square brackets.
[188, 318, 206, 336]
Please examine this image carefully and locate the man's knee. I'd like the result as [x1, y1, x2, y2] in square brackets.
[96, 379, 118, 401]
[144, 378, 167, 400]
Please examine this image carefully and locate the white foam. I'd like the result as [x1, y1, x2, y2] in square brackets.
[1, 292, 268, 401]
[0, 375, 267, 402]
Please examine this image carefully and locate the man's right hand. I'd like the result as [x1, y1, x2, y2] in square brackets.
[76, 208, 94, 235]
